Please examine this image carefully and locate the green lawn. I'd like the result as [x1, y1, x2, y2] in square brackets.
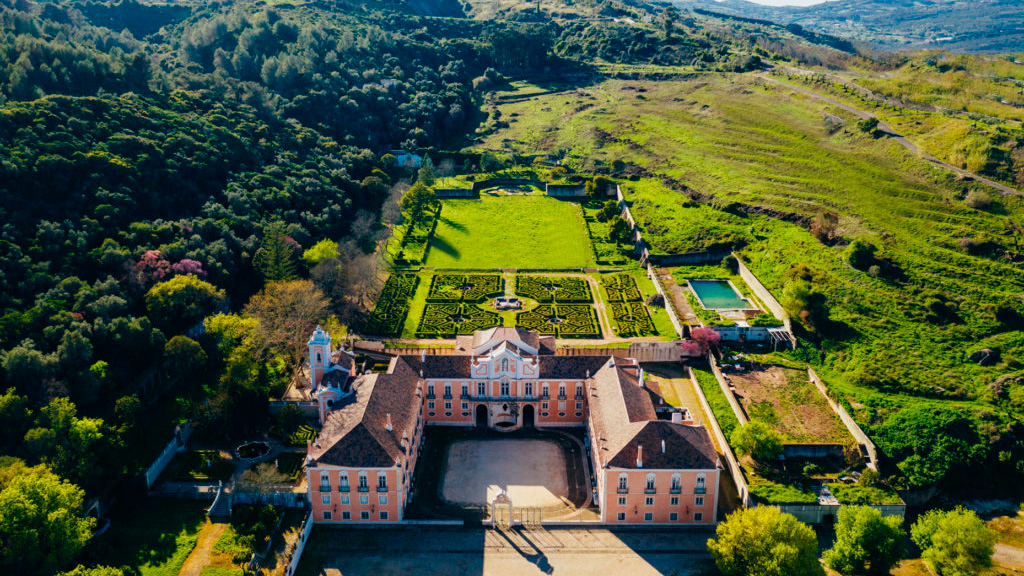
[88, 498, 208, 576]
[425, 195, 595, 269]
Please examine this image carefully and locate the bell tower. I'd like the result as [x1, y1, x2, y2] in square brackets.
[308, 325, 332, 388]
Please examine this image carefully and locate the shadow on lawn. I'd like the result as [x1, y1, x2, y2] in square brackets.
[82, 497, 208, 571]
[430, 235, 460, 260]
[440, 216, 468, 233]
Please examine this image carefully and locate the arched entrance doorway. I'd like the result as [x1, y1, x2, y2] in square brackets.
[522, 404, 535, 428]
[475, 404, 488, 427]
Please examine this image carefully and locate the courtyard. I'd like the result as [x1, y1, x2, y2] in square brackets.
[405, 428, 594, 522]
[441, 439, 569, 508]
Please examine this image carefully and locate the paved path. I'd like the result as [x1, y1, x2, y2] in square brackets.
[994, 543, 1024, 571]
[760, 74, 1023, 197]
[300, 525, 717, 576]
[178, 521, 228, 576]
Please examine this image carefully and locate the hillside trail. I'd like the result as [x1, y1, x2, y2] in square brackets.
[178, 520, 228, 576]
[758, 73, 1023, 197]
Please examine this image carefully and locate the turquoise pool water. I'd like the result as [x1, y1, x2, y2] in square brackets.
[690, 280, 750, 310]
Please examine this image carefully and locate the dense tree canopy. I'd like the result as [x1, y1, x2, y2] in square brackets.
[823, 506, 905, 576]
[707, 506, 823, 576]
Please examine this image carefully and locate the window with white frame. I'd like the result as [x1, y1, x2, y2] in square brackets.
[524, 382, 533, 396]
[320, 472, 330, 491]
[558, 383, 566, 398]
[695, 496, 704, 506]
[542, 384, 549, 397]
[342, 511, 351, 520]
[358, 472, 368, 490]
[670, 496, 679, 506]
[618, 497, 626, 506]
[360, 511, 370, 520]
[670, 473, 681, 492]
[645, 473, 656, 492]
[341, 495, 350, 505]
[462, 384, 468, 397]
[670, 512, 678, 521]
[645, 497, 654, 506]
[502, 359, 508, 372]
[618, 473, 628, 492]
[478, 381, 486, 396]
[380, 511, 389, 520]
[377, 473, 387, 491]
[359, 494, 369, 505]
[321, 494, 331, 505]
[379, 494, 388, 505]
[617, 512, 626, 521]
[500, 381, 510, 396]
[444, 384, 451, 397]
[323, 511, 332, 520]
[427, 384, 434, 397]
[339, 474, 349, 491]
[644, 512, 653, 521]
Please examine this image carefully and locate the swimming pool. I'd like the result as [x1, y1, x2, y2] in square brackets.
[689, 279, 752, 310]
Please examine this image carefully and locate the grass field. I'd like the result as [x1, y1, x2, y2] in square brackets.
[426, 195, 595, 269]
[477, 72, 1024, 429]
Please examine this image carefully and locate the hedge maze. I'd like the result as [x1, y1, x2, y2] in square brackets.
[364, 273, 419, 336]
[416, 302, 501, 338]
[602, 274, 657, 336]
[515, 276, 592, 303]
[602, 273, 643, 302]
[517, 304, 600, 338]
[610, 301, 657, 337]
[427, 273, 503, 302]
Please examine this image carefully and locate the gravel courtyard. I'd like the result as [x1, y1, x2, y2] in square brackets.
[441, 439, 570, 507]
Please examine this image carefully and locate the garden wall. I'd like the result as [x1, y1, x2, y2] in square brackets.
[646, 263, 684, 338]
[777, 503, 905, 524]
[269, 400, 319, 418]
[709, 324, 773, 343]
[470, 178, 545, 193]
[688, 366, 752, 508]
[434, 188, 477, 198]
[783, 444, 845, 459]
[144, 422, 193, 488]
[732, 253, 793, 338]
[556, 342, 693, 362]
[807, 367, 880, 471]
[546, 183, 587, 197]
[645, 250, 732, 267]
[283, 512, 315, 576]
[708, 355, 750, 425]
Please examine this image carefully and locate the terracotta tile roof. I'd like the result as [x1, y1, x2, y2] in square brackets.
[310, 358, 422, 468]
[538, 356, 611, 379]
[399, 355, 472, 379]
[331, 350, 355, 371]
[471, 327, 540, 352]
[589, 360, 718, 470]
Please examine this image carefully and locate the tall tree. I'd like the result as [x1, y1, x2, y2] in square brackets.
[0, 458, 94, 576]
[708, 506, 823, 576]
[824, 506, 905, 576]
[145, 276, 227, 333]
[399, 181, 437, 226]
[254, 222, 299, 282]
[911, 507, 996, 576]
[731, 420, 784, 461]
[243, 280, 329, 371]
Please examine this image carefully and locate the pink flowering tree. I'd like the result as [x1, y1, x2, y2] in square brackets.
[128, 250, 170, 289]
[682, 327, 722, 356]
[171, 258, 207, 278]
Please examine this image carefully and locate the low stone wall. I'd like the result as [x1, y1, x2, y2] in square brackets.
[434, 188, 477, 198]
[647, 263, 684, 338]
[546, 183, 587, 197]
[733, 253, 795, 347]
[471, 178, 545, 194]
[708, 355, 750, 425]
[144, 422, 193, 488]
[783, 444, 845, 459]
[283, 511, 315, 576]
[777, 503, 906, 524]
[646, 250, 732, 267]
[688, 366, 752, 508]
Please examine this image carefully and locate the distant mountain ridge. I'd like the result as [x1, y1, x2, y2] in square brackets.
[674, 0, 1024, 52]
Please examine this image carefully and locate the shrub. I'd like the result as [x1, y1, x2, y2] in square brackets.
[731, 420, 783, 461]
[364, 273, 419, 336]
[846, 240, 877, 271]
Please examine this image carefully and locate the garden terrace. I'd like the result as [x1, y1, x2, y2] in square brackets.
[364, 273, 419, 337]
[416, 302, 501, 338]
[425, 195, 595, 269]
[516, 304, 601, 338]
[427, 273, 504, 302]
[583, 201, 631, 265]
[515, 275, 593, 303]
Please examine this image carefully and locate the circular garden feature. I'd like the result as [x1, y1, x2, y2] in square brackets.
[235, 441, 271, 461]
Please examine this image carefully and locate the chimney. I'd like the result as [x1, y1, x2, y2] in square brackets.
[636, 444, 643, 469]
[385, 413, 393, 432]
[639, 368, 645, 387]
[672, 412, 683, 424]
[661, 439, 666, 454]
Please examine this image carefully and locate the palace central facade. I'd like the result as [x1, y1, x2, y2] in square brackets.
[304, 327, 721, 525]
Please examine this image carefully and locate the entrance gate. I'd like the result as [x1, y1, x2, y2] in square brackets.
[490, 491, 543, 528]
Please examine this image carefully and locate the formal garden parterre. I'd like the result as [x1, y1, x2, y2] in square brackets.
[515, 275, 593, 303]
[416, 302, 502, 338]
[364, 273, 419, 337]
[516, 303, 601, 338]
[427, 273, 504, 302]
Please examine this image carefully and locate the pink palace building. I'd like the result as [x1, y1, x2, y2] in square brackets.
[304, 326, 721, 525]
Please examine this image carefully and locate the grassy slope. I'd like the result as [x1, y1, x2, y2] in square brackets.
[426, 195, 595, 269]
[478, 72, 1024, 421]
[90, 499, 208, 576]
